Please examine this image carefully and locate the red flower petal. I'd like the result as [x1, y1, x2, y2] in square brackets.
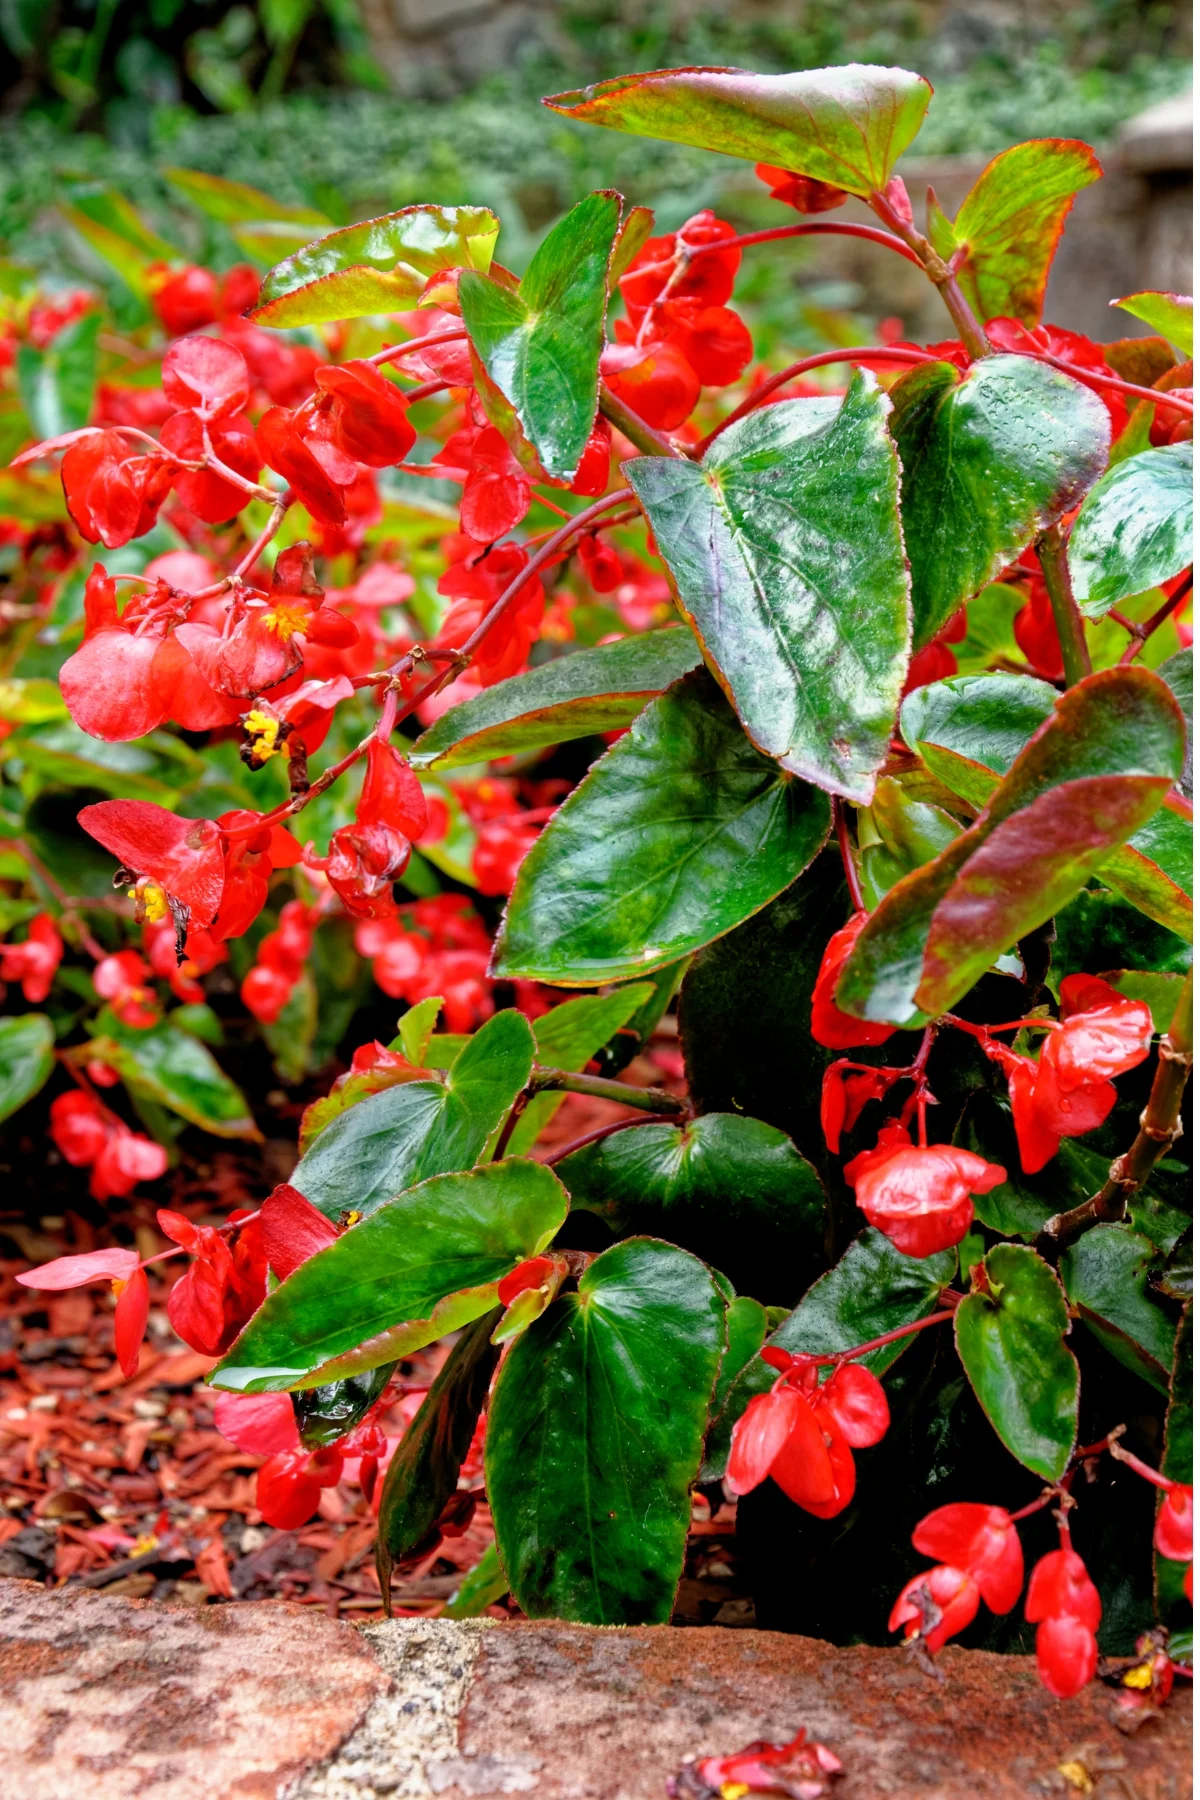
[161, 334, 251, 419]
[79, 800, 225, 925]
[113, 1267, 150, 1378]
[260, 1182, 339, 1281]
[212, 1390, 301, 1456]
[16, 1247, 141, 1290]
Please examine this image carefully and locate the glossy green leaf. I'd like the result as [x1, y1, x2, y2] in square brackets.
[1157, 1304, 1192, 1619]
[211, 1158, 568, 1393]
[376, 1308, 500, 1597]
[558, 1111, 825, 1306]
[444, 1544, 509, 1618]
[1158, 649, 1192, 802]
[398, 995, 443, 1065]
[927, 140, 1100, 327]
[708, 1295, 768, 1435]
[506, 985, 653, 1157]
[626, 373, 910, 803]
[954, 1243, 1079, 1481]
[889, 354, 1110, 646]
[89, 1010, 258, 1140]
[0, 1014, 54, 1124]
[1101, 806, 1193, 942]
[1109, 969, 1187, 1033]
[703, 1230, 955, 1480]
[293, 1363, 393, 1450]
[1068, 444, 1193, 618]
[1113, 292, 1193, 358]
[608, 204, 655, 290]
[460, 191, 620, 481]
[252, 204, 501, 328]
[16, 311, 100, 440]
[494, 669, 831, 984]
[543, 64, 931, 198]
[410, 629, 701, 771]
[594, 960, 687, 1077]
[858, 776, 962, 909]
[289, 1008, 535, 1221]
[839, 668, 1186, 1026]
[955, 1095, 1130, 1241]
[486, 1237, 725, 1624]
[163, 166, 329, 228]
[1060, 1224, 1176, 1392]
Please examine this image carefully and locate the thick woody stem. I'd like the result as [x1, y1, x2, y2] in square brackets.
[1037, 520, 1093, 686]
[1040, 968, 1193, 1250]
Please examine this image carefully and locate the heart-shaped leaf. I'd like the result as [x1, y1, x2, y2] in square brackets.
[493, 669, 831, 985]
[486, 1237, 725, 1624]
[410, 628, 702, 770]
[1068, 443, 1193, 618]
[1113, 291, 1193, 357]
[1060, 1224, 1177, 1392]
[839, 667, 1186, 1025]
[558, 1111, 825, 1306]
[954, 1244, 1079, 1481]
[376, 1308, 501, 1597]
[889, 354, 1110, 645]
[702, 1229, 956, 1480]
[543, 64, 932, 197]
[626, 372, 910, 803]
[927, 139, 1100, 327]
[0, 1014, 54, 1125]
[251, 204, 501, 328]
[289, 1008, 535, 1221]
[505, 986, 654, 1157]
[211, 1157, 568, 1393]
[459, 191, 620, 480]
[89, 1009, 258, 1140]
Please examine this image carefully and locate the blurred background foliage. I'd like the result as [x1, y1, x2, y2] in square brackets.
[0, 1, 1191, 280]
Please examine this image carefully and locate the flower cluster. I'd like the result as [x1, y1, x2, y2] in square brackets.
[355, 893, 495, 1034]
[727, 1348, 889, 1519]
[48, 1089, 168, 1204]
[0, 913, 63, 1003]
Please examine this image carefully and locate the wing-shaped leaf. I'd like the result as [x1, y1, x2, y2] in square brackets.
[459, 191, 620, 480]
[626, 372, 910, 803]
[89, 1010, 258, 1140]
[288, 1008, 535, 1220]
[889, 354, 1110, 645]
[1068, 443, 1193, 618]
[0, 1015, 54, 1124]
[954, 1244, 1079, 1481]
[486, 1237, 725, 1624]
[928, 140, 1101, 327]
[839, 667, 1186, 1025]
[558, 1111, 825, 1306]
[251, 204, 501, 328]
[506, 986, 654, 1157]
[1060, 1224, 1177, 1392]
[543, 64, 932, 197]
[494, 669, 831, 984]
[211, 1158, 567, 1393]
[1113, 292, 1193, 357]
[409, 629, 702, 770]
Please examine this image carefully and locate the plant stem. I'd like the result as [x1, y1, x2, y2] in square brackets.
[676, 221, 925, 268]
[698, 347, 937, 451]
[369, 328, 468, 369]
[598, 384, 684, 459]
[544, 1112, 680, 1164]
[807, 1308, 956, 1365]
[1119, 577, 1191, 666]
[867, 189, 992, 360]
[832, 797, 865, 911]
[528, 1065, 687, 1115]
[1041, 968, 1192, 1250]
[1036, 521, 1092, 686]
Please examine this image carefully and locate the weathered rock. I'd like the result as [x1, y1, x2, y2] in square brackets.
[0, 1586, 1191, 1800]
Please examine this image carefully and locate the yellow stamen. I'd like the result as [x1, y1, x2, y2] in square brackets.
[261, 602, 309, 641]
[243, 708, 283, 765]
[720, 1785, 750, 1799]
[344, 1210, 363, 1227]
[129, 881, 169, 923]
[1123, 1662, 1154, 1689]
[111, 1278, 128, 1298]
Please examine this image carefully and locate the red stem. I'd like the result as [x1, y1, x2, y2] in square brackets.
[807, 1309, 956, 1366]
[1025, 351, 1193, 415]
[369, 329, 468, 369]
[833, 796, 865, 911]
[544, 1113, 678, 1165]
[697, 347, 937, 451]
[675, 221, 924, 269]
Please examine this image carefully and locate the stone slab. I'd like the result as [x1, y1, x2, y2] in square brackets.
[0, 1586, 1191, 1800]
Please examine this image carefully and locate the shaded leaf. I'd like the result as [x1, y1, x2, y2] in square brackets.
[954, 1243, 1079, 1481]
[1156, 1303, 1192, 1620]
[293, 1363, 393, 1449]
[889, 354, 1110, 646]
[1068, 443, 1193, 618]
[1060, 1224, 1176, 1392]
[0, 1014, 54, 1124]
[494, 669, 831, 984]
[486, 1237, 725, 1624]
[505, 985, 654, 1156]
[89, 1010, 258, 1140]
[409, 629, 702, 770]
[163, 166, 329, 228]
[858, 776, 962, 909]
[211, 1158, 568, 1393]
[444, 1544, 509, 1618]
[626, 372, 910, 803]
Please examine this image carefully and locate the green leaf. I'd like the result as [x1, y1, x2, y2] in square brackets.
[1157, 1304, 1192, 1619]
[0, 1014, 54, 1124]
[1060, 1224, 1176, 1392]
[558, 1111, 825, 1306]
[251, 204, 501, 328]
[889, 354, 1111, 646]
[494, 669, 831, 984]
[1108, 969, 1186, 1033]
[543, 63, 932, 198]
[857, 775, 962, 909]
[1113, 292, 1193, 358]
[293, 1363, 393, 1449]
[376, 1309, 500, 1595]
[839, 667, 1186, 1026]
[608, 204, 655, 291]
[398, 995, 442, 1065]
[260, 966, 317, 1084]
[703, 1230, 955, 1480]
[1068, 444, 1193, 619]
[1158, 649, 1192, 802]
[89, 1010, 258, 1140]
[505, 985, 654, 1157]
[443, 1544, 509, 1618]
[409, 629, 702, 770]
[211, 1158, 568, 1393]
[16, 311, 100, 440]
[163, 166, 330, 228]
[708, 1294, 768, 1435]
[931, 140, 1101, 327]
[626, 372, 910, 803]
[61, 189, 176, 296]
[0, 679, 68, 726]
[486, 1237, 725, 1624]
[954, 1244, 1079, 1481]
[460, 191, 620, 481]
[289, 1008, 536, 1221]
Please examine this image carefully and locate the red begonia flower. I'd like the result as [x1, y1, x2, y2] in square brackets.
[578, 531, 623, 592]
[89, 1128, 168, 1201]
[755, 163, 849, 212]
[256, 406, 347, 525]
[112, 1267, 150, 1378]
[911, 1502, 1024, 1614]
[0, 913, 62, 1003]
[620, 212, 740, 314]
[260, 1182, 340, 1282]
[1155, 1483, 1193, 1563]
[844, 1124, 1006, 1257]
[256, 1444, 344, 1530]
[360, 738, 428, 840]
[1045, 974, 1153, 1090]
[241, 964, 294, 1023]
[314, 360, 416, 466]
[889, 1563, 981, 1654]
[160, 409, 261, 523]
[93, 949, 159, 1029]
[660, 299, 753, 387]
[459, 426, 532, 542]
[816, 1362, 890, 1449]
[472, 815, 539, 896]
[601, 338, 700, 431]
[61, 430, 174, 547]
[1014, 571, 1065, 682]
[212, 1390, 301, 1456]
[80, 799, 226, 928]
[497, 1255, 559, 1308]
[436, 542, 545, 685]
[1025, 1546, 1102, 1624]
[161, 333, 252, 419]
[150, 267, 220, 338]
[819, 1060, 893, 1152]
[321, 821, 411, 918]
[158, 1207, 267, 1357]
[810, 913, 896, 1049]
[16, 1242, 139, 1289]
[208, 810, 301, 942]
[1034, 1612, 1100, 1699]
[688, 1727, 843, 1798]
[570, 416, 612, 496]
[727, 1386, 814, 1497]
